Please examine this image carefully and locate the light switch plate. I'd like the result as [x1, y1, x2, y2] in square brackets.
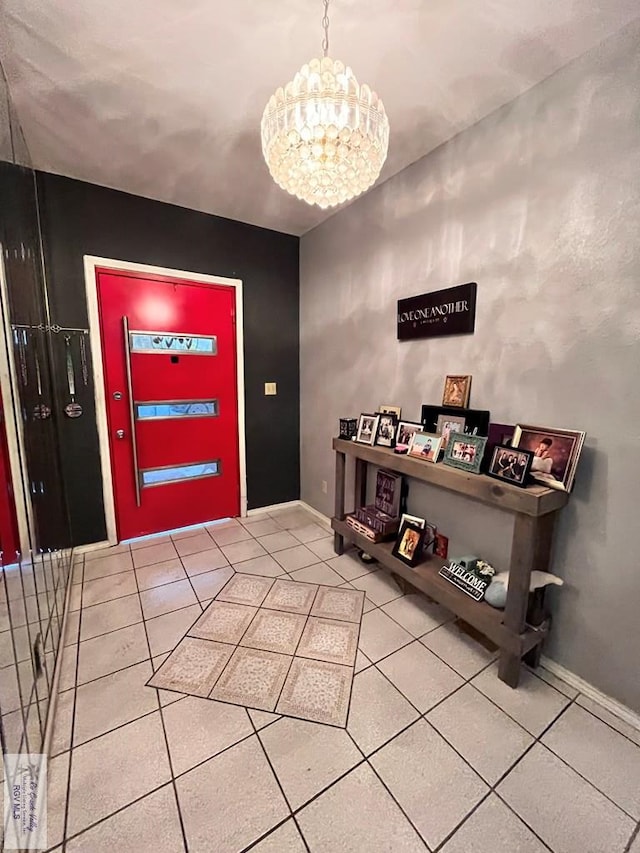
[264, 382, 277, 396]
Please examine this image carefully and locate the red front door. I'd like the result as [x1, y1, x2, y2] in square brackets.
[0, 396, 20, 560]
[96, 268, 240, 541]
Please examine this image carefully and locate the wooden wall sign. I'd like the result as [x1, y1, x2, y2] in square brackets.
[397, 282, 477, 341]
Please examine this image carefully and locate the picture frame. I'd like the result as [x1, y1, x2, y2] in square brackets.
[407, 431, 443, 463]
[379, 404, 402, 419]
[483, 422, 515, 471]
[421, 405, 490, 438]
[487, 444, 534, 488]
[391, 521, 426, 567]
[512, 424, 586, 492]
[436, 413, 466, 447]
[443, 433, 487, 474]
[375, 413, 398, 448]
[355, 413, 380, 446]
[400, 512, 426, 530]
[442, 375, 472, 408]
[394, 421, 423, 454]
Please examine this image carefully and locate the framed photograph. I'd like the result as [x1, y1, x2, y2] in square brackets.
[391, 521, 426, 567]
[487, 444, 534, 488]
[407, 431, 443, 463]
[395, 421, 423, 454]
[443, 433, 487, 473]
[436, 414, 466, 447]
[512, 424, 586, 492]
[379, 404, 402, 419]
[442, 375, 472, 408]
[400, 512, 425, 530]
[355, 413, 380, 445]
[375, 413, 398, 448]
[421, 405, 490, 438]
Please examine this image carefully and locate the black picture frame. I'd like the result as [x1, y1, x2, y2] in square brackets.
[391, 521, 426, 567]
[487, 444, 534, 488]
[421, 404, 490, 438]
[375, 413, 398, 448]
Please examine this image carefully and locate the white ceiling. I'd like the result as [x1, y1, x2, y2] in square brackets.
[1, 0, 637, 236]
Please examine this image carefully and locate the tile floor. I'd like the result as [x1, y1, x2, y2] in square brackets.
[48, 506, 640, 852]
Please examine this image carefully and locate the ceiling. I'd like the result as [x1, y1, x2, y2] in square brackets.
[1, 0, 637, 236]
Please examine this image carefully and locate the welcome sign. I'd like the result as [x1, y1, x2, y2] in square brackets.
[397, 282, 477, 341]
[439, 561, 491, 601]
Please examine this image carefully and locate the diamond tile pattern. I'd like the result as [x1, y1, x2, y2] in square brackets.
[50, 508, 640, 853]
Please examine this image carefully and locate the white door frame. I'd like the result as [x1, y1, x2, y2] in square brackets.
[83, 255, 247, 545]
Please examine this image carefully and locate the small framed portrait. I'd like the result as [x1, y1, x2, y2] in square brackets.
[436, 414, 466, 447]
[375, 413, 398, 448]
[394, 421, 423, 454]
[392, 521, 426, 567]
[487, 444, 534, 488]
[512, 424, 586, 492]
[379, 404, 402, 419]
[400, 512, 426, 530]
[407, 431, 443, 463]
[443, 433, 487, 474]
[355, 413, 380, 446]
[442, 375, 472, 408]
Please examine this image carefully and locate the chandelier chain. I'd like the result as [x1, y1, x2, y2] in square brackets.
[321, 0, 330, 57]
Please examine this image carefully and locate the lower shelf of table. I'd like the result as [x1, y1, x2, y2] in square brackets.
[332, 517, 545, 658]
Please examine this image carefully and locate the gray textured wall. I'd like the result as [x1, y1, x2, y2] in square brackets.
[300, 22, 640, 712]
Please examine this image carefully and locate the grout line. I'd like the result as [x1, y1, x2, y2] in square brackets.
[624, 820, 640, 853]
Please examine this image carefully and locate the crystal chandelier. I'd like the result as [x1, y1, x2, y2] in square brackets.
[260, 0, 390, 209]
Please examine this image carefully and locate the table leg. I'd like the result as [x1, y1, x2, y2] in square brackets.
[334, 450, 346, 555]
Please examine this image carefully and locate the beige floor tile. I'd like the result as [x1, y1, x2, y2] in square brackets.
[351, 570, 404, 606]
[82, 571, 137, 608]
[250, 820, 307, 853]
[140, 579, 198, 619]
[216, 573, 274, 606]
[269, 508, 318, 529]
[189, 565, 234, 601]
[630, 831, 640, 852]
[74, 660, 157, 746]
[260, 717, 362, 809]
[240, 609, 307, 654]
[248, 709, 281, 730]
[576, 694, 640, 747]
[382, 592, 453, 637]
[290, 522, 331, 543]
[209, 525, 253, 547]
[212, 646, 292, 711]
[46, 751, 70, 850]
[378, 640, 463, 712]
[297, 616, 359, 666]
[176, 735, 288, 852]
[146, 604, 201, 657]
[84, 543, 130, 561]
[532, 664, 580, 699]
[275, 656, 352, 726]
[542, 704, 640, 818]
[82, 551, 133, 582]
[240, 518, 282, 537]
[472, 663, 570, 736]
[428, 684, 534, 784]
[230, 554, 286, 577]
[79, 593, 143, 641]
[67, 712, 172, 836]
[50, 688, 74, 757]
[174, 532, 217, 557]
[77, 622, 149, 685]
[129, 534, 172, 551]
[221, 539, 268, 564]
[355, 650, 371, 673]
[135, 559, 187, 591]
[310, 586, 364, 622]
[440, 794, 548, 853]
[66, 784, 184, 853]
[257, 530, 300, 552]
[306, 536, 338, 561]
[189, 600, 257, 643]
[420, 621, 497, 677]
[288, 563, 344, 586]
[181, 547, 229, 577]
[371, 719, 488, 849]
[347, 667, 418, 755]
[171, 525, 206, 540]
[273, 545, 319, 572]
[132, 541, 179, 568]
[498, 744, 635, 853]
[162, 695, 253, 775]
[58, 642, 78, 691]
[262, 578, 319, 614]
[357, 608, 413, 662]
[150, 636, 234, 697]
[152, 654, 186, 708]
[326, 552, 376, 581]
[297, 763, 425, 852]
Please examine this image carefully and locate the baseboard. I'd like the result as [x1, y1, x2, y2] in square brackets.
[299, 501, 332, 527]
[541, 656, 640, 731]
[246, 500, 301, 516]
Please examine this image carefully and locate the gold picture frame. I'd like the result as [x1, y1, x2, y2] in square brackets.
[442, 375, 471, 408]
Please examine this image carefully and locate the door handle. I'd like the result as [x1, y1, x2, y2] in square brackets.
[116, 429, 125, 439]
[122, 316, 142, 507]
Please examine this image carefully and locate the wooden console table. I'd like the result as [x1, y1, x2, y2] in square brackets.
[332, 437, 569, 687]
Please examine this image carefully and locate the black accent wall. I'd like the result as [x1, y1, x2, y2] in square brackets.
[34, 170, 300, 546]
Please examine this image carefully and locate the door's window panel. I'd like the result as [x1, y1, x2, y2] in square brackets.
[136, 400, 218, 420]
[140, 460, 221, 487]
[129, 332, 217, 355]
